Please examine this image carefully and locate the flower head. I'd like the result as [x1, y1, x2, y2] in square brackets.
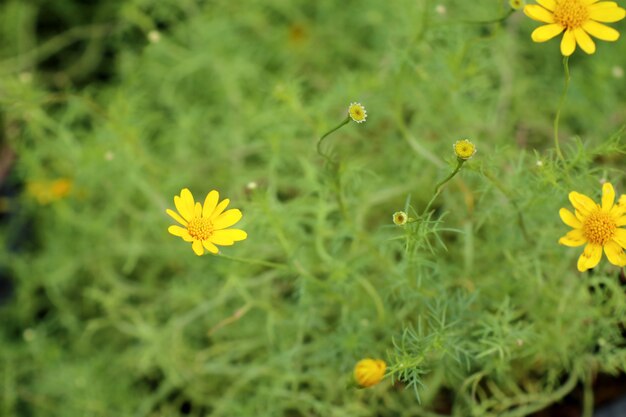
[26, 178, 72, 205]
[453, 139, 476, 160]
[166, 188, 247, 256]
[510, 0, 526, 10]
[354, 358, 386, 388]
[393, 211, 408, 226]
[559, 183, 626, 271]
[524, 0, 625, 56]
[348, 102, 367, 123]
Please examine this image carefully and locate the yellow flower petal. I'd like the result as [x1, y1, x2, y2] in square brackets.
[524, 4, 555, 23]
[213, 209, 243, 230]
[559, 208, 582, 228]
[180, 188, 196, 218]
[168, 225, 193, 242]
[612, 228, 626, 248]
[601, 182, 615, 211]
[590, 6, 626, 22]
[589, 1, 619, 8]
[174, 195, 192, 221]
[618, 216, 626, 227]
[166, 209, 188, 226]
[531, 23, 564, 42]
[559, 229, 586, 247]
[581, 0, 601, 4]
[209, 199, 230, 221]
[561, 29, 576, 56]
[192, 240, 204, 256]
[577, 244, 602, 272]
[194, 202, 202, 218]
[574, 27, 596, 54]
[604, 241, 626, 267]
[583, 20, 620, 40]
[537, 0, 556, 11]
[202, 190, 219, 218]
[203, 240, 219, 254]
[569, 191, 598, 216]
[210, 229, 248, 245]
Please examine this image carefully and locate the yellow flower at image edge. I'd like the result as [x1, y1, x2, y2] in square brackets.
[348, 102, 367, 123]
[354, 358, 386, 388]
[166, 188, 247, 256]
[559, 183, 626, 272]
[524, 0, 625, 56]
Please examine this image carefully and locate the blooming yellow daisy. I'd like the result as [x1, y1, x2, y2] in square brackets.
[453, 139, 477, 160]
[559, 182, 626, 271]
[354, 358, 386, 388]
[348, 102, 367, 123]
[524, 0, 626, 56]
[166, 188, 247, 256]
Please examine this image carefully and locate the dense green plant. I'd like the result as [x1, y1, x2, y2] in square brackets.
[1, 0, 626, 416]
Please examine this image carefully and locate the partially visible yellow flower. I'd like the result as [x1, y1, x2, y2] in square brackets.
[354, 358, 386, 388]
[619, 194, 626, 208]
[348, 102, 367, 123]
[524, 0, 625, 56]
[559, 182, 626, 272]
[393, 211, 408, 226]
[26, 178, 72, 205]
[166, 188, 247, 256]
[510, 0, 526, 10]
[453, 139, 476, 160]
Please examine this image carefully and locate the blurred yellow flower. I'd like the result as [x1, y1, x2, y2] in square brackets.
[510, 0, 526, 10]
[166, 188, 247, 256]
[354, 358, 386, 388]
[524, 0, 625, 56]
[559, 183, 626, 272]
[393, 211, 408, 226]
[453, 139, 476, 160]
[348, 102, 367, 123]
[26, 178, 72, 205]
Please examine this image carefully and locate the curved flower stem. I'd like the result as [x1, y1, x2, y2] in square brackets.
[554, 56, 570, 162]
[317, 116, 350, 163]
[216, 253, 289, 270]
[422, 159, 465, 216]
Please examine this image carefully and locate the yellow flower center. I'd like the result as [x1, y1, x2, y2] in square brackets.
[453, 139, 476, 160]
[582, 210, 616, 245]
[187, 217, 214, 240]
[553, 0, 589, 29]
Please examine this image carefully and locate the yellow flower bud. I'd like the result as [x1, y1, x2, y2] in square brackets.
[453, 139, 476, 161]
[509, 0, 525, 10]
[348, 102, 367, 123]
[354, 358, 386, 388]
[392, 211, 408, 226]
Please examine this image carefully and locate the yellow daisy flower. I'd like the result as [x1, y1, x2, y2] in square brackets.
[453, 139, 477, 160]
[166, 188, 247, 256]
[348, 102, 367, 123]
[354, 358, 386, 388]
[559, 183, 626, 271]
[524, 0, 626, 56]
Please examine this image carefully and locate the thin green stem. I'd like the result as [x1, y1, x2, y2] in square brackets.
[436, 9, 515, 27]
[317, 116, 350, 163]
[422, 159, 465, 216]
[554, 56, 570, 162]
[216, 253, 288, 270]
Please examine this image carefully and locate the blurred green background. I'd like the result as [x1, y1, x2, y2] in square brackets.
[1, 0, 626, 416]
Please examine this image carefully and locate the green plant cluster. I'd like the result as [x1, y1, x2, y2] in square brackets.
[1, 0, 626, 416]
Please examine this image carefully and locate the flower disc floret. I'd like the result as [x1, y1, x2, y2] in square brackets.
[524, 0, 626, 56]
[348, 102, 367, 123]
[558, 182, 626, 271]
[166, 188, 247, 256]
